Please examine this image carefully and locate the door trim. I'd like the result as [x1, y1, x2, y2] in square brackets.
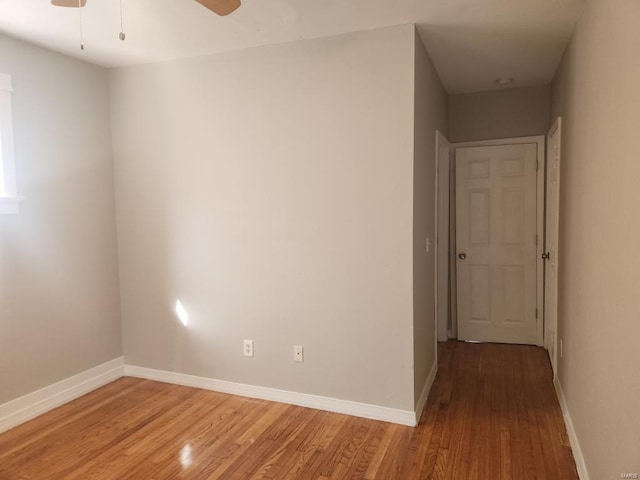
[435, 131, 451, 345]
[451, 136, 545, 347]
[544, 118, 562, 378]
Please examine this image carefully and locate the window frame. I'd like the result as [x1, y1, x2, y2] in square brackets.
[0, 73, 23, 214]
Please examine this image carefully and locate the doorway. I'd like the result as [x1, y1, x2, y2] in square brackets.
[450, 137, 545, 346]
[544, 118, 562, 376]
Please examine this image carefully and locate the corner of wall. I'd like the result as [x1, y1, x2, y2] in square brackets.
[411, 26, 448, 410]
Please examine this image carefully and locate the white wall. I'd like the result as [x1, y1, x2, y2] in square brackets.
[551, 0, 640, 477]
[0, 34, 122, 404]
[412, 32, 448, 406]
[449, 85, 551, 142]
[109, 25, 421, 411]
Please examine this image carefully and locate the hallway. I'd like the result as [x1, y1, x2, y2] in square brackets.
[420, 341, 578, 479]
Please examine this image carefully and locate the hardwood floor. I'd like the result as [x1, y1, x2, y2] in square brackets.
[0, 342, 578, 479]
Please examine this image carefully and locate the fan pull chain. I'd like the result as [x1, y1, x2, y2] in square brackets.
[78, 0, 85, 50]
[119, 0, 126, 41]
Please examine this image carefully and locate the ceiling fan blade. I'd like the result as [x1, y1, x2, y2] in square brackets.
[194, 0, 241, 16]
[51, 0, 88, 7]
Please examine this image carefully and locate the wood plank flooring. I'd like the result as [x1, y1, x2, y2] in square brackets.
[0, 342, 579, 479]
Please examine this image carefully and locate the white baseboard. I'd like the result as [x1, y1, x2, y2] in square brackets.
[554, 378, 590, 480]
[0, 357, 125, 434]
[125, 365, 417, 427]
[415, 360, 438, 424]
[0, 357, 418, 433]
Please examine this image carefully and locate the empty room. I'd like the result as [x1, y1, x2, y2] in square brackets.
[0, 0, 638, 479]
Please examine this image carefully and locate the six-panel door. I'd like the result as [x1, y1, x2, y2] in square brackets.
[456, 143, 538, 345]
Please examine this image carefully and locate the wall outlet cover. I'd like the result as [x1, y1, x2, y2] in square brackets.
[244, 340, 254, 357]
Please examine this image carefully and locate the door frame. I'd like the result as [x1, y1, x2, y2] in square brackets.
[435, 130, 451, 345]
[450, 136, 545, 347]
[544, 118, 562, 377]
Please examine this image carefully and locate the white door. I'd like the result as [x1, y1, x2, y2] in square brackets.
[545, 119, 562, 375]
[436, 131, 450, 342]
[456, 143, 538, 344]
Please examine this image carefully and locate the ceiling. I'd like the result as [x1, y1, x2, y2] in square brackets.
[0, 0, 583, 94]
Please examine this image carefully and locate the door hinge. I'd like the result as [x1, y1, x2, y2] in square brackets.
[535, 308, 538, 319]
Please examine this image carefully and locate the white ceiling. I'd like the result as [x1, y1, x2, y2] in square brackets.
[0, 0, 583, 94]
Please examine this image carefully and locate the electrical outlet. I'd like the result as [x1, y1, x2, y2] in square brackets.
[244, 340, 254, 357]
[294, 345, 304, 363]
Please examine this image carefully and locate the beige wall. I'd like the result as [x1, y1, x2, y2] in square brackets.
[551, 0, 640, 477]
[109, 25, 421, 411]
[449, 85, 551, 142]
[0, 35, 122, 404]
[412, 31, 448, 406]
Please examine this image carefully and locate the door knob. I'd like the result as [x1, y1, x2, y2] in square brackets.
[458, 252, 467, 260]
